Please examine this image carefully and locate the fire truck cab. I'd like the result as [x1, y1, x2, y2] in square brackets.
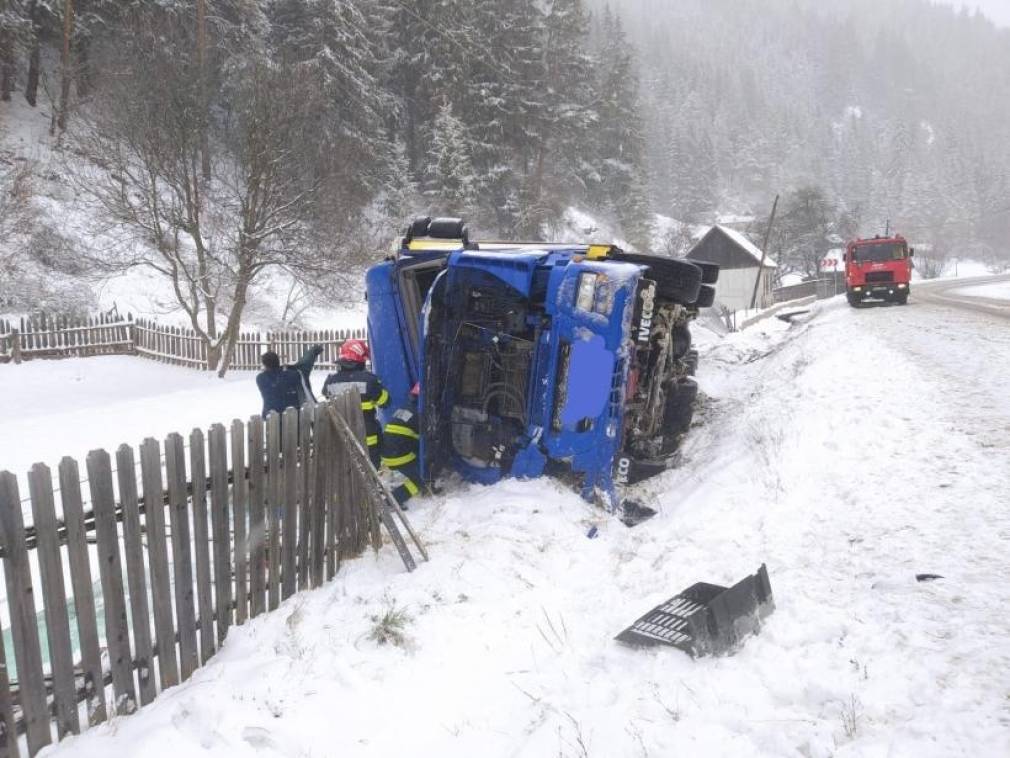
[844, 234, 914, 307]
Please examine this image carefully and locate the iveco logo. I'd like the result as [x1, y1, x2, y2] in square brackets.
[637, 283, 656, 344]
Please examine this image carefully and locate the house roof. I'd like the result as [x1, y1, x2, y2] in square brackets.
[711, 225, 777, 268]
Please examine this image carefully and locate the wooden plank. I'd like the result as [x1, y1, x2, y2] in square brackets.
[326, 408, 338, 580]
[281, 407, 299, 599]
[165, 434, 199, 681]
[189, 430, 215, 664]
[59, 457, 107, 726]
[247, 417, 266, 618]
[266, 412, 281, 610]
[231, 420, 249, 625]
[208, 424, 233, 644]
[139, 438, 180, 689]
[297, 404, 314, 591]
[310, 408, 328, 589]
[115, 445, 156, 705]
[28, 464, 79, 738]
[0, 607, 17, 758]
[0, 473, 51, 752]
[85, 451, 137, 715]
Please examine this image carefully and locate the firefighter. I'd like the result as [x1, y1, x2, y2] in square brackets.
[322, 338, 388, 466]
[382, 382, 421, 508]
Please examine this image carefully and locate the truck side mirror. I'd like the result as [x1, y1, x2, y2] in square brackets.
[909, 248, 915, 257]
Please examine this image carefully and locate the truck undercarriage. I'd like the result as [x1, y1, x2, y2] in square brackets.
[366, 218, 720, 515]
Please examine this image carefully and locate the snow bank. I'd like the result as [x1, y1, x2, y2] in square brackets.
[0, 357, 261, 500]
[41, 297, 1010, 757]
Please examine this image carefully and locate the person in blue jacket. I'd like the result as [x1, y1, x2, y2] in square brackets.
[256, 345, 323, 417]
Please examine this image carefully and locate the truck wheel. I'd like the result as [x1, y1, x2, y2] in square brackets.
[407, 216, 431, 239]
[846, 292, 861, 308]
[427, 217, 467, 239]
[685, 349, 699, 376]
[611, 253, 703, 304]
[693, 284, 716, 309]
[896, 293, 909, 305]
[663, 378, 698, 438]
[691, 260, 720, 285]
[672, 324, 692, 359]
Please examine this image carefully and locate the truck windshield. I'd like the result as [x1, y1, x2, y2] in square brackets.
[853, 242, 906, 262]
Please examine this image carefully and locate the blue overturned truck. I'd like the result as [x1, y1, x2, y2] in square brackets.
[366, 217, 718, 523]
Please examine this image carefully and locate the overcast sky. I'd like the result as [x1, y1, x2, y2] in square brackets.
[946, 1, 1010, 26]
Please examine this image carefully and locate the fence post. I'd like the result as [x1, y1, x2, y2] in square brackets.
[0, 472, 51, 754]
[10, 328, 21, 364]
[28, 463, 80, 739]
[59, 457, 107, 726]
[86, 450, 138, 716]
[115, 445, 157, 705]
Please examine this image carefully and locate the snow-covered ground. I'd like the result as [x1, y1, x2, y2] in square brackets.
[33, 296, 1010, 758]
[950, 279, 1010, 300]
[0, 357, 264, 501]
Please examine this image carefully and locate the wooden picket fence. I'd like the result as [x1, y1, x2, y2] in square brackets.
[0, 394, 415, 757]
[0, 313, 367, 371]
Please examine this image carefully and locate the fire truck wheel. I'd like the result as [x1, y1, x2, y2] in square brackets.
[611, 253, 703, 304]
[846, 292, 861, 307]
[896, 293, 909, 305]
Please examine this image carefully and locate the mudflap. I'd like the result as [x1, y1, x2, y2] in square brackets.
[615, 564, 775, 657]
[618, 500, 657, 527]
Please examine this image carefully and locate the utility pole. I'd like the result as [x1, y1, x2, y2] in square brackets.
[750, 194, 779, 311]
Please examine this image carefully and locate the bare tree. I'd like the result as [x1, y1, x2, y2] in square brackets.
[73, 8, 338, 376]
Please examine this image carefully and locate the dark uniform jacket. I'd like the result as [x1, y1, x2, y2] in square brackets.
[322, 361, 389, 458]
[382, 404, 421, 503]
[381, 405, 419, 467]
[255, 347, 322, 417]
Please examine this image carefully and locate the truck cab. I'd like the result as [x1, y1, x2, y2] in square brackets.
[844, 235, 914, 306]
[365, 217, 717, 513]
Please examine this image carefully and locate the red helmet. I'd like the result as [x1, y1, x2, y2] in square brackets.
[410, 382, 420, 397]
[339, 338, 369, 363]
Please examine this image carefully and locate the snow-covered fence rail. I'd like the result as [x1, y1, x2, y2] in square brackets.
[0, 395, 382, 757]
[0, 313, 133, 363]
[0, 313, 367, 370]
[772, 273, 844, 304]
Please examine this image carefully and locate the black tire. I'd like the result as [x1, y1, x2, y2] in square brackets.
[611, 253, 703, 304]
[846, 292, 861, 308]
[407, 216, 431, 240]
[685, 348, 699, 376]
[662, 378, 698, 438]
[896, 293, 909, 305]
[428, 217, 466, 239]
[672, 324, 692, 359]
[693, 284, 716, 309]
[691, 259, 720, 285]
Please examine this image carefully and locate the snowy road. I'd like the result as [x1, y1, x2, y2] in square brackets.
[46, 299, 1010, 757]
[916, 274, 1010, 319]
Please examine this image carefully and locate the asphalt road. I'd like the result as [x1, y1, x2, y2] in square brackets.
[913, 273, 1010, 320]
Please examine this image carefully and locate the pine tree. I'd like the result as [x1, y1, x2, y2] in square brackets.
[425, 100, 478, 217]
[592, 8, 651, 247]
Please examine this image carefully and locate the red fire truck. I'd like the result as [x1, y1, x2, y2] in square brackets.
[844, 234, 914, 307]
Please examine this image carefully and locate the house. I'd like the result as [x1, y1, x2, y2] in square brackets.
[687, 225, 777, 310]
